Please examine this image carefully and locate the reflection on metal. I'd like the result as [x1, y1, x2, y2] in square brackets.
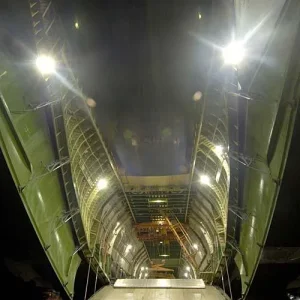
[224, 257, 232, 300]
[114, 279, 205, 289]
[46, 157, 70, 173]
[229, 151, 269, 174]
[91, 285, 230, 300]
[53, 208, 80, 232]
[19, 157, 70, 191]
[10, 99, 60, 113]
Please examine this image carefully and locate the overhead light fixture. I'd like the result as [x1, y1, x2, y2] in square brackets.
[222, 41, 245, 65]
[97, 178, 108, 190]
[160, 241, 163, 244]
[193, 91, 202, 102]
[184, 272, 188, 278]
[159, 254, 170, 257]
[145, 273, 148, 277]
[198, 13, 202, 20]
[125, 244, 132, 253]
[193, 244, 198, 250]
[75, 22, 79, 29]
[148, 199, 168, 204]
[36, 54, 56, 75]
[186, 266, 191, 272]
[215, 145, 224, 155]
[145, 267, 148, 270]
[117, 222, 120, 226]
[199, 174, 210, 186]
[141, 267, 145, 271]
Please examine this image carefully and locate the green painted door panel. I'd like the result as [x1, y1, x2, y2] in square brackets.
[0, 56, 81, 297]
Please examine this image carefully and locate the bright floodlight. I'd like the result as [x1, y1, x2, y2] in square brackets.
[184, 272, 188, 278]
[75, 22, 79, 29]
[222, 41, 245, 65]
[97, 178, 108, 190]
[186, 266, 191, 272]
[193, 244, 198, 250]
[36, 55, 56, 75]
[215, 145, 224, 155]
[199, 174, 210, 186]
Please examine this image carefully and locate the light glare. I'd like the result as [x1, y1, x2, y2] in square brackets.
[199, 174, 210, 186]
[215, 145, 224, 155]
[186, 266, 191, 272]
[184, 272, 188, 278]
[36, 55, 56, 75]
[97, 178, 108, 190]
[193, 244, 198, 250]
[125, 244, 132, 253]
[222, 41, 245, 65]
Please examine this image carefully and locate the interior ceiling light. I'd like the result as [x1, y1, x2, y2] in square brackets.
[117, 222, 120, 226]
[159, 254, 170, 257]
[141, 267, 145, 271]
[160, 241, 163, 244]
[215, 145, 224, 155]
[193, 244, 198, 250]
[222, 41, 245, 65]
[186, 266, 191, 272]
[184, 272, 188, 278]
[75, 22, 79, 29]
[97, 178, 108, 190]
[145, 273, 148, 277]
[148, 199, 168, 203]
[146, 267, 148, 270]
[125, 244, 132, 253]
[199, 174, 210, 186]
[193, 91, 202, 101]
[36, 54, 56, 75]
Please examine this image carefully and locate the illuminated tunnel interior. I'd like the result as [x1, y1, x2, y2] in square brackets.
[1, 0, 299, 299]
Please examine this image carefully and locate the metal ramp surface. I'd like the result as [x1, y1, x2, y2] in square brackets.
[90, 279, 229, 300]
